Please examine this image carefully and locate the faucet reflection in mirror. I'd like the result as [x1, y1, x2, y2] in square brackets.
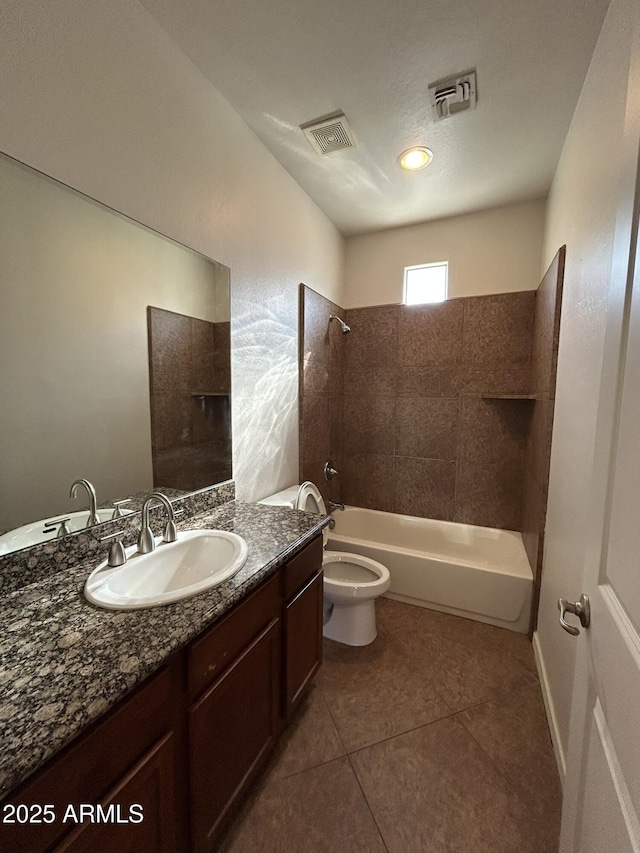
[69, 479, 100, 527]
[0, 150, 231, 552]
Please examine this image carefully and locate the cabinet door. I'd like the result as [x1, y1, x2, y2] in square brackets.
[285, 569, 323, 717]
[55, 732, 179, 853]
[0, 664, 178, 853]
[189, 618, 281, 853]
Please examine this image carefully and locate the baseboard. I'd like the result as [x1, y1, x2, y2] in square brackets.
[532, 630, 567, 785]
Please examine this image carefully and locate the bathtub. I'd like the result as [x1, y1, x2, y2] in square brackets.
[327, 506, 533, 634]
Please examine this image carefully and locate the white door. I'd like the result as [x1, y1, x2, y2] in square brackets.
[558, 58, 640, 852]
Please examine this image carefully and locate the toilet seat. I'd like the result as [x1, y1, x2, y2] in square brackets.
[323, 551, 390, 601]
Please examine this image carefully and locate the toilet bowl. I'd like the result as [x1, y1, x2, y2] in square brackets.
[259, 482, 390, 646]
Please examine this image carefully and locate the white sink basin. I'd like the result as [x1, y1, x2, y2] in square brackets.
[0, 508, 134, 555]
[84, 529, 248, 610]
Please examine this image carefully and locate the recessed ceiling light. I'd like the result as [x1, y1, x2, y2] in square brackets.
[399, 147, 433, 171]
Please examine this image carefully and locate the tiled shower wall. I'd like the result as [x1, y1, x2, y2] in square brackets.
[148, 306, 232, 492]
[340, 294, 535, 529]
[521, 247, 565, 628]
[300, 256, 562, 540]
[300, 286, 536, 528]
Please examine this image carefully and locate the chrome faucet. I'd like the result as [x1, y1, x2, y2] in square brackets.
[69, 479, 99, 527]
[137, 492, 177, 554]
[327, 501, 345, 513]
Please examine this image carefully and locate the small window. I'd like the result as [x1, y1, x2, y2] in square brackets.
[403, 262, 448, 305]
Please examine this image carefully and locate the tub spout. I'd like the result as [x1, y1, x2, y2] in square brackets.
[327, 501, 345, 513]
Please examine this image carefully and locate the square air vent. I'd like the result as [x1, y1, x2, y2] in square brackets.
[301, 113, 357, 156]
[429, 70, 477, 121]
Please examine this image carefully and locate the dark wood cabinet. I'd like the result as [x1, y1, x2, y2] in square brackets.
[56, 733, 179, 853]
[0, 533, 323, 853]
[282, 535, 324, 718]
[189, 619, 281, 852]
[0, 664, 179, 853]
[285, 570, 323, 716]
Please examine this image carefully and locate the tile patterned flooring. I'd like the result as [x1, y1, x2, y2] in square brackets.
[218, 598, 562, 852]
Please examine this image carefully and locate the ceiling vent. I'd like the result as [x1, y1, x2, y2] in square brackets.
[428, 70, 477, 121]
[301, 113, 357, 156]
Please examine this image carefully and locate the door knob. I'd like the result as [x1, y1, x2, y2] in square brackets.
[558, 594, 590, 636]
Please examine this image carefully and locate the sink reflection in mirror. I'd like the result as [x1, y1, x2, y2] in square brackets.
[84, 530, 248, 610]
[0, 508, 135, 556]
[0, 151, 232, 555]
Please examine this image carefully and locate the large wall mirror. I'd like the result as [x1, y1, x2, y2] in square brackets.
[0, 152, 231, 554]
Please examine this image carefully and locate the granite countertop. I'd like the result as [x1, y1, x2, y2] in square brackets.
[0, 500, 327, 797]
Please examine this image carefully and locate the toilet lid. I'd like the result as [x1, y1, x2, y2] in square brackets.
[294, 481, 327, 515]
[294, 482, 328, 547]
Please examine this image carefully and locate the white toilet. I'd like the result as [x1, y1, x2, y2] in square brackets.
[259, 482, 390, 646]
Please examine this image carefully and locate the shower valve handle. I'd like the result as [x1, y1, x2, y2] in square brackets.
[324, 461, 339, 481]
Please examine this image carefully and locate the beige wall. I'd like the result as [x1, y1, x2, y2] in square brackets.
[344, 200, 546, 308]
[535, 0, 639, 779]
[0, 0, 344, 505]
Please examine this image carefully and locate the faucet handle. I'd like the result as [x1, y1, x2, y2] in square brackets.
[111, 499, 132, 519]
[99, 530, 127, 567]
[43, 517, 72, 538]
[324, 460, 339, 481]
[163, 519, 178, 543]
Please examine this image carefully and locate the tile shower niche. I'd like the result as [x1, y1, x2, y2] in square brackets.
[148, 306, 231, 492]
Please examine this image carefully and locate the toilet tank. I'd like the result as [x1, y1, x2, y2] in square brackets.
[258, 486, 300, 508]
[258, 484, 329, 547]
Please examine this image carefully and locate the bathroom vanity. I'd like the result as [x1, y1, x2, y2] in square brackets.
[0, 500, 324, 853]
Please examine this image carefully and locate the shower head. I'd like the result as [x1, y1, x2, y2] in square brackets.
[329, 314, 351, 334]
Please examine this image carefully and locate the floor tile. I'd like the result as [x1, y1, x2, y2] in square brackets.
[317, 634, 451, 752]
[267, 683, 345, 779]
[351, 715, 556, 853]
[456, 682, 562, 847]
[377, 596, 453, 637]
[379, 597, 539, 676]
[218, 600, 561, 853]
[218, 756, 387, 853]
[395, 624, 536, 713]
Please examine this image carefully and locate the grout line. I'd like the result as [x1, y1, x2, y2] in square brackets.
[270, 751, 350, 783]
[346, 752, 392, 853]
[337, 681, 538, 765]
[315, 680, 350, 756]
[313, 684, 393, 850]
[344, 709, 457, 759]
[453, 716, 520, 797]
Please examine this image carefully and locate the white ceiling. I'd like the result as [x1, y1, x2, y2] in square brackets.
[141, 0, 609, 236]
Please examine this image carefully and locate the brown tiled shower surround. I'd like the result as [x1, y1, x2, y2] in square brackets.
[300, 285, 536, 529]
[148, 306, 232, 491]
[300, 249, 564, 627]
[521, 247, 566, 630]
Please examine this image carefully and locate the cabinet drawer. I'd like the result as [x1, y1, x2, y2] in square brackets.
[283, 535, 323, 601]
[189, 573, 280, 700]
